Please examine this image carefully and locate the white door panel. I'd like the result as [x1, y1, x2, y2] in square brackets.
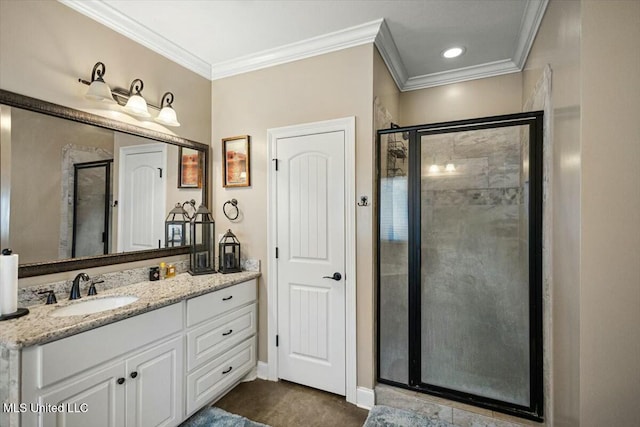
[276, 131, 345, 395]
[119, 144, 166, 252]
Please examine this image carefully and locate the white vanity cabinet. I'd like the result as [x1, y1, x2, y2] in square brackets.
[185, 279, 257, 416]
[19, 278, 257, 427]
[22, 304, 184, 427]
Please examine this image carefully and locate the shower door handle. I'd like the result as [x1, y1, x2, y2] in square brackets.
[323, 272, 342, 281]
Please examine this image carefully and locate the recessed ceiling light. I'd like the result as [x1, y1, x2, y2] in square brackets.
[442, 47, 465, 59]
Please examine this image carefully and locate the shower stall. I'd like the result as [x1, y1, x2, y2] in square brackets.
[377, 112, 543, 421]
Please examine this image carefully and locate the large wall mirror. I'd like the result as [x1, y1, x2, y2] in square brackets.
[0, 90, 209, 277]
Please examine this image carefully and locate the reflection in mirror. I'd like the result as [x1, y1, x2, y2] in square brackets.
[9, 107, 204, 265]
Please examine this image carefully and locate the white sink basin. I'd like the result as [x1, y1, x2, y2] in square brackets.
[51, 296, 139, 317]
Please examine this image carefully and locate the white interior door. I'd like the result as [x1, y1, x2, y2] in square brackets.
[118, 144, 166, 252]
[276, 131, 346, 395]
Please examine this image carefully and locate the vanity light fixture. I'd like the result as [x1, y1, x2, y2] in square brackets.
[445, 162, 456, 172]
[442, 46, 465, 59]
[84, 62, 116, 104]
[429, 164, 440, 173]
[122, 79, 151, 118]
[155, 92, 181, 127]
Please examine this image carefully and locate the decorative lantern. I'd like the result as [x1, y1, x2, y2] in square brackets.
[218, 229, 241, 274]
[189, 205, 216, 275]
[165, 203, 189, 248]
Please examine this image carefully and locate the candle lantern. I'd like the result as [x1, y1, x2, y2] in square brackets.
[189, 205, 216, 275]
[165, 203, 189, 247]
[218, 229, 241, 274]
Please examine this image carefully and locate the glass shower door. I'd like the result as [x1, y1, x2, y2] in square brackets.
[377, 112, 543, 421]
[420, 125, 531, 406]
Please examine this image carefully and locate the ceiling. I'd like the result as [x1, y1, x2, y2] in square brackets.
[60, 0, 548, 91]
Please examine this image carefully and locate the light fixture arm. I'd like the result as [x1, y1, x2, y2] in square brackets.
[160, 92, 175, 108]
[90, 62, 107, 83]
[128, 78, 144, 97]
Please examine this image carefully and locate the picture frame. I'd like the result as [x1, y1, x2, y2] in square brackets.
[178, 146, 202, 188]
[222, 135, 250, 187]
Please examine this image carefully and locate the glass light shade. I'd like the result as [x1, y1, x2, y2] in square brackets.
[429, 164, 440, 173]
[85, 80, 116, 104]
[123, 94, 151, 118]
[445, 162, 456, 172]
[155, 106, 180, 127]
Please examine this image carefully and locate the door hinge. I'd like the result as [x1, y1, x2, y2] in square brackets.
[272, 158, 278, 171]
[275, 247, 279, 259]
[276, 335, 279, 347]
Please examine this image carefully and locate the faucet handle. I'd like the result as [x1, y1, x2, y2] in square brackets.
[88, 280, 103, 296]
[38, 290, 57, 305]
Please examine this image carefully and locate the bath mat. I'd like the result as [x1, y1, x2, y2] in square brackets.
[363, 405, 455, 427]
[180, 406, 270, 427]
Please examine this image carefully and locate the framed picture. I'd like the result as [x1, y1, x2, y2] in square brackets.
[222, 135, 250, 187]
[178, 147, 202, 188]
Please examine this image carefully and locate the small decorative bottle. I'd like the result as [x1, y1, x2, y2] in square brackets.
[159, 262, 166, 280]
[166, 263, 176, 278]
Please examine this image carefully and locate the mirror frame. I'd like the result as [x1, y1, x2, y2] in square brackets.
[0, 89, 210, 278]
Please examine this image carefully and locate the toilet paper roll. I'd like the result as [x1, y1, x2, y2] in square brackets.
[0, 252, 19, 315]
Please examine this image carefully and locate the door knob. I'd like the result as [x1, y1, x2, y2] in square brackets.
[323, 272, 342, 281]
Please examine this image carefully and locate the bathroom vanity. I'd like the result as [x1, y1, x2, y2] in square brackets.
[0, 272, 259, 427]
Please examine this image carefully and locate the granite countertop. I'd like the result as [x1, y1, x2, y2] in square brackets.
[0, 271, 260, 350]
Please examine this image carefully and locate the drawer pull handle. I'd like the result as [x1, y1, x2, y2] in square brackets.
[222, 366, 233, 374]
[222, 296, 233, 301]
[117, 377, 125, 385]
[130, 371, 138, 379]
[222, 329, 233, 336]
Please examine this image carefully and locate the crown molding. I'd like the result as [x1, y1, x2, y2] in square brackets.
[513, 0, 549, 69]
[59, 1, 547, 90]
[374, 19, 408, 91]
[211, 19, 383, 80]
[377, 0, 548, 91]
[403, 59, 520, 91]
[59, 0, 211, 79]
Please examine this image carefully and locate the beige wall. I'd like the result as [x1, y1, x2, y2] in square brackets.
[211, 44, 376, 387]
[373, 47, 400, 123]
[0, 0, 211, 285]
[399, 72, 522, 125]
[580, 1, 640, 425]
[523, 0, 582, 425]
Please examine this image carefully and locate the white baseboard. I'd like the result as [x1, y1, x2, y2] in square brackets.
[257, 361, 269, 380]
[241, 366, 257, 382]
[356, 386, 375, 410]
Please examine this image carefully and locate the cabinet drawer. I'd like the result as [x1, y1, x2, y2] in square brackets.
[186, 338, 256, 416]
[186, 279, 256, 327]
[187, 303, 256, 371]
[29, 303, 183, 389]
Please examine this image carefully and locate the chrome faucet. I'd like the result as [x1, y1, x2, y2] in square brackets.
[70, 273, 90, 300]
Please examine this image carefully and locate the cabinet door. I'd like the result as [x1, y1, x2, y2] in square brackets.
[125, 336, 184, 427]
[36, 362, 125, 427]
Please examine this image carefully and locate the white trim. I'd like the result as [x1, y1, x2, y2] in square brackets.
[512, 0, 549, 69]
[212, 20, 382, 80]
[241, 366, 258, 382]
[58, 0, 211, 79]
[374, 19, 408, 91]
[267, 117, 357, 404]
[356, 387, 376, 410]
[402, 59, 521, 91]
[256, 361, 269, 380]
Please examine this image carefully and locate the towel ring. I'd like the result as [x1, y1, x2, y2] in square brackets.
[223, 199, 239, 221]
